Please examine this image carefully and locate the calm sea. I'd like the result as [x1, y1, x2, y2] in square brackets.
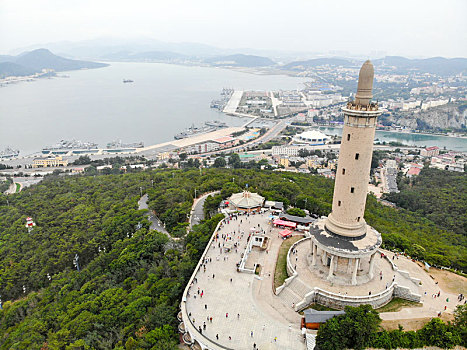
[0, 62, 465, 154]
[319, 127, 467, 152]
[0, 62, 307, 154]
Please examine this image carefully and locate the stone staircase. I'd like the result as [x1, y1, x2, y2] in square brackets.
[306, 333, 316, 350]
[289, 277, 313, 299]
[279, 284, 302, 307]
[278, 277, 314, 310]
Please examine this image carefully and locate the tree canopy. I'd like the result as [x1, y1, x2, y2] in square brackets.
[0, 167, 465, 348]
[317, 304, 466, 350]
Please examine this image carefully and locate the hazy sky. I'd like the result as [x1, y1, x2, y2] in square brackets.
[1, 0, 466, 57]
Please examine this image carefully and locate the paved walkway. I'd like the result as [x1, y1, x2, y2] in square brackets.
[183, 212, 466, 349]
[185, 212, 306, 350]
[292, 239, 465, 320]
[293, 239, 415, 296]
[138, 194, 169, 235]
[378, 251, 465, 320]
[223, 90, 243, 114]
[190, 191, 219, 229]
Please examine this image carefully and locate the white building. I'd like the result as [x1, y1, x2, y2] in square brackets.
[293, 130, 330, 145]
[272, 146, 301, 156]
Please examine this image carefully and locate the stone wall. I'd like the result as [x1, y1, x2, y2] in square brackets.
[276, 275, 296, 295]
[275, 236, 308, 295]
[381, 251, 422, 285]
[180, 216, 235, 350]
[286, 237, 309, 276]
[394, 285, 422, 302]
[295, 282, 421, 311]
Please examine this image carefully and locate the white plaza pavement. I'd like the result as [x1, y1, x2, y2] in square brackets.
[184, 212, 306, 350]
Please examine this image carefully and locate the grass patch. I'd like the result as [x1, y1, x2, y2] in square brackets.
[273, 235, 303, 290]
[376, 297, 422, 313]
[299, 303, 338, 315]
[15, 183, 20, 193]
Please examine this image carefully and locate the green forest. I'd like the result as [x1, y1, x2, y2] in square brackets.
[385, 167, 466, 237]
[0, 167, 465, 348]
[316, 304, 466, 350]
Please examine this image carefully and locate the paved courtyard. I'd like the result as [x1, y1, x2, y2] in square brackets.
[185, 212, 306, 350]
[183, 212, 467, 349]
[292, 235, 465, 321]
[294, 239, 418, 296]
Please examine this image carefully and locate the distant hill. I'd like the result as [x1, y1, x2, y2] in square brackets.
[204, 54, 275, 67]
[0, 55, 16, 63]
[373, 56, 467, 76]
[101, 50, 186, 61]
[281, 56, 467, 76]
[0, 48, 108, 78]
[282, 58, 355, 70]
[0, 62, 37, 78]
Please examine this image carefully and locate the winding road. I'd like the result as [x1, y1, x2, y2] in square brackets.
[189, 191, 220, 228]
[138, 194, 170, 235]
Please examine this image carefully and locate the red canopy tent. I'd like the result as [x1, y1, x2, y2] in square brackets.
[279, 229, 293, 238]
[273, 219, 297, 229]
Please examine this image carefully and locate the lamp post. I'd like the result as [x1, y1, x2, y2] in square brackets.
[73, 254, 80, 272]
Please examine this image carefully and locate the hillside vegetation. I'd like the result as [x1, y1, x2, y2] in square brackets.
[385, 168, 466, 237]
[0, 49, 108, 78]
[0, 168, 465, 348]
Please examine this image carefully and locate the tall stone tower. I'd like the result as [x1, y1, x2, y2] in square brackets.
[325, 60, 382, 238]
[309, 60, 383, 285]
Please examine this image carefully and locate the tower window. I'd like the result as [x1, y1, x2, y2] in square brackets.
[338, 200, 341, 206]
[357, 216, 361, 222]
[342, 168, 345, 175]
[355, 153, 360, 160]
[350, 187, 355, 193]
[347, 134, 351, 141]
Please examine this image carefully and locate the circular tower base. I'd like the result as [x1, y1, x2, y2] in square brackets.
[309, 218, 382, 286]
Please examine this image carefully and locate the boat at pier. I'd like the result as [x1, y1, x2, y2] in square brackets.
[210, 88, 234, 110]
[42, 139, 99, 155]
[106, 140, 144, 149]
[0, 146, 20, 159]
[204, 120, 227, 128]
[174, 121, 228, 140]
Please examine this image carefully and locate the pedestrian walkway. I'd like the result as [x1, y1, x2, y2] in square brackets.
[184, 212, 306, 349]
[137, 194, 169, 236]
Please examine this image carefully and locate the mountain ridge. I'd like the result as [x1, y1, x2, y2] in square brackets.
[203, 54, 275, 67]
[0, 48, 108, 78]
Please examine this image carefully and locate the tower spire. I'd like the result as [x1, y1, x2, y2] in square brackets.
[354, 60, 374, 106]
